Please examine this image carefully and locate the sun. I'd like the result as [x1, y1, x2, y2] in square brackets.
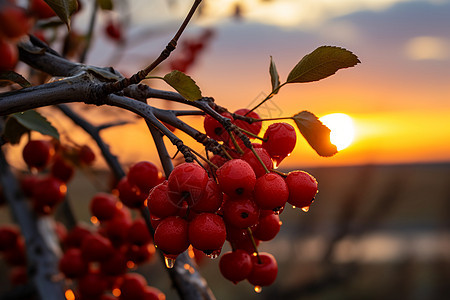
[319, 113, 355, 151]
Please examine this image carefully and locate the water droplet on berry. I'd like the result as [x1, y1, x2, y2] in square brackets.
[164, 256, 176, 268]
[254, 285, 262, 293]
[206, 249, 221, 259]
[301, 206, 310, 212]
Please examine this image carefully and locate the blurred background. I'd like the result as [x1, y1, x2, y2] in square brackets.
[2, 0, 450, 299]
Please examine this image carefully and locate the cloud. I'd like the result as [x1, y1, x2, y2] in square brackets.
[405, 36, 450, 60]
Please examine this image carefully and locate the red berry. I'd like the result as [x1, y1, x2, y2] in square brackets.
[154, 216, 189, 255]
[253, 173, 288, 210]
[247, 252, 278, 287]
[79, 144, 95, 165]
[9, 266, 28, 286]
[50, 154, 75, 182]
[241, 148, 273, 178]
[104, 215, 132, 247]
[188, 213, 226, 253]
[0, 39, 18, 71]
[219, 250, 253, 283]
[233, 109, 262, 137]
[30, 0, 57, 19]
[203, 112, 232, 141]
[105, 20, 122, 41]
[78, 271, 108, 298]
[0, 5, 31, 39]
[126, 243, 155, 265]
[285, 170, 318, 209]
[80, 233, 114, 262]
[31, 176, 66, 214]
[3, 238, 26, 266]
[0, 225, 20, 251]
[222, 196, 260, 229]
[90, 193, 119, 222]
[116, 177, 147, 208]
[100, 249, 127, 276]
[127, 161, 160, 195]
[252, 213, 281, 241]
[63, 224, 92, 249]
[20, 175, 38, 197]
[119, 273, 147, 300]
[190, 179, 223, 213]
[216, 159, 256, 197]
[127, 218, 152, 246]
[167, 163, 209, 207]
[22, 140, 54, 170]
[59, 248, 88, 278]
[147, 181, 179, 218]
[262, 122, 297, 166]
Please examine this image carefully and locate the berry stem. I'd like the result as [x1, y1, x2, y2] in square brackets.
[246, 227, 262, 264]
[251, 147, 270, 174]
[229, 132, 244, 154]
[245, 82, 287, 115]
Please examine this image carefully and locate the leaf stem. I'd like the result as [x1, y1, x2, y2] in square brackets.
[246, 82, 287, 115]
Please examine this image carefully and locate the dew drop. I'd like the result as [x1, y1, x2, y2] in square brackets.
[254, 286, 262, 293]
[301, 206, 310, 212]
[164, 256, 176, 268]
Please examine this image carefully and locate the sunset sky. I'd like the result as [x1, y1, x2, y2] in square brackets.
[80, 0, 450, 168]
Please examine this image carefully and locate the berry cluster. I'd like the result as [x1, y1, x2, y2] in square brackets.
[0, 225, 28, 286]
[20, 139, 95, 215]
[141, 109, 319, 290]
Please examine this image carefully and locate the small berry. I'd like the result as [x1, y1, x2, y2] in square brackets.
[80, 233, 114, 262]
[247, 252, 278, 287]
[154, 216, 189, 255]
[59, 248, 88, 278]
[79, 144, 95, 165]
[30, 0, 57, 19]
[127, 161, 160, 194]
[119, 272, 147, 300]
[190, 179, 223, 213]
[216, 159, 256, 197]
[0, 225, 20, 251]
[252, 213, 281, 241]
[285, 170, 318, 209]
[78, 271, 108, 298]
[100, 249, 127, 276]
[232, 109, 262, 137]
[203, 112, 232, 141]
[31, 176, 66, 214]
[143, 286, 166, 300]
[0, 5, 31, 39]
[222, 196, 260, 229]
[253, 172, 288, 210]
[89, 193, 119, 222]
[22, 140, 54, 170]
[262, 122, 297, 166]
[0, 39, 18, 71]
[219, 249, 253, 283]
[127, 218, 152, 246]
[241, 148, 273, 178]
[50, 154, 75, 182]
[147, 181, 179, 218]
[188, 213, 226, 253]
[116, 177, 147, 208]
[105, 19, 122, 41]
[167, 163, 209, 207]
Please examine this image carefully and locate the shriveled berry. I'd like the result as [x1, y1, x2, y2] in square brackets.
[219, 249, 253, 283]
[154, 216, 189, 255]
[253, 173, 288, 210]
[247, 252, 278, 287]
[285, 170, 318, 209]
[168, 163, 208, 207]
[188, 213, 226, 253]
[216, 159, 256, 197]
[262, 122, 297, 166]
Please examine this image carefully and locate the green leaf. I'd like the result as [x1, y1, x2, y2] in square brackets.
[44, 0, 79, 29]
[2, 117, 30, 144]
[286, 46, 360, 83]
[11, 110, 59, 140]
[0, 71, 32, 88]
[163, 70, 203, 101]
[97, 0, 113, 10]
[293, 111, 337, 157]
[269, 56, 280, 94]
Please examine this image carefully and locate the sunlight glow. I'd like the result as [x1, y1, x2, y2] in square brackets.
[405, 36, 449, 60]
[319, 113, 355, 151]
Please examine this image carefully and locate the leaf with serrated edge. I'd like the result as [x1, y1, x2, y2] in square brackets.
[293, 111, 337, 157]
[12, 110, 59, 140]
[0, 71, 32, 88]
[163, 70, 203, 101]
[287, 46, 360, 84]
[44, 0, 78, 29]
[269, 56, 280, 94]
